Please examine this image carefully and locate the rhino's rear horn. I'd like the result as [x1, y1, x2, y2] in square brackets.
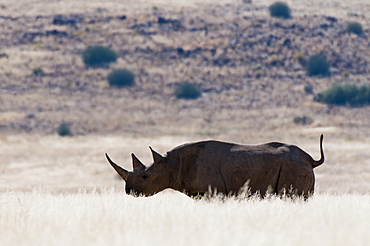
[105, 153, 129, 181]
[131, 153, 146, 172]
[149, 146, 164, 163]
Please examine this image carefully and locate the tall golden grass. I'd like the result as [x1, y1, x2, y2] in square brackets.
[1, 189, 369, 246]
[1, 133, 369, 245]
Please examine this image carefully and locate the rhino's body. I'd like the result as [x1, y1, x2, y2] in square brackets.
[106, 135, 324, 198]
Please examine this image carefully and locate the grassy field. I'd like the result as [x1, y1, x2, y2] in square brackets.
[1, 133, 370, 245]
[1, 190, 370, 246]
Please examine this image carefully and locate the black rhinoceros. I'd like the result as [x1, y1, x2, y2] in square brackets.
[106, 135, 324, 198]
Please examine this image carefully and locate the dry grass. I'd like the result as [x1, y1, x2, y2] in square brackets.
[1, 190, 370, 246]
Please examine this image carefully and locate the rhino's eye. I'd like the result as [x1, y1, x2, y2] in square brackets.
[142, 175, 149, 180]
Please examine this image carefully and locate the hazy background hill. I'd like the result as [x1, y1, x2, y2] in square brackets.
[0, 0, 369, 138]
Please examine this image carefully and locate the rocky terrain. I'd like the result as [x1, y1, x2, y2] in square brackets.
[0, 0, 369, 140]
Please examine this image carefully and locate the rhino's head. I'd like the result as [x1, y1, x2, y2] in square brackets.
[105, 147, 171, 196]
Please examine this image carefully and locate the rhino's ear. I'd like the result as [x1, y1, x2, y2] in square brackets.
[105, 153, 129, 181]
[149, 146, 164, 163]
[131, 153, 146, 172]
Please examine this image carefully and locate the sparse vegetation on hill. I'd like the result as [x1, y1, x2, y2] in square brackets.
[316, 84, 370, 107]
[175, 82, 202, 100]
[82, 46, 117, 67]
[306, 54, 330, 77]
[0, 0, 370, 136]
[293, 116, 313, 125]
[268, 2, 291, 19]
[57, 122, 72, 136]
[347, 21, 363, 35]
[107, 69, 135, 88]
[32, 67, 44, 76]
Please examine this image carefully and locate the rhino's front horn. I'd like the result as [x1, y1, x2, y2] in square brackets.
[131, 153, 145, 172]
[149, 146, 164, 163]
[105, 153, 129, 181]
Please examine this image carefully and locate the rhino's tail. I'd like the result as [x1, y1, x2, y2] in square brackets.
[312, 134, 325, 168]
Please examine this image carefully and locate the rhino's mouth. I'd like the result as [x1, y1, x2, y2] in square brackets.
[125, 186, 156, 197]
[125, 186, 139, 196]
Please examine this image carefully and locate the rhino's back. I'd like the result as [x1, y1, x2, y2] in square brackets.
[222, 141, 315, 194]
[168, 141, 233, 193]
[169, 140, 313, 195]
[202, 141, 288, 193]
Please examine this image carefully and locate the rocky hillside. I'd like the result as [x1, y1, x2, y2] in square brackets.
[0, 0, 369, 139]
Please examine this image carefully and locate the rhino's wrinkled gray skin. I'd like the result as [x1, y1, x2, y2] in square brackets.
[105, 135, 324, 198]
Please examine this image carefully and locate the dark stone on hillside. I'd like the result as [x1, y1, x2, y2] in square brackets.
[0, 15, 18, 21]
[158, 17, 184, 31]
[213, 55, 231, 66]
[131, 21, 153, 29]
[134, 46, 154, 54]
[210, 49, 216, 57]
[46, 29, 68, 37]
[320, 23, 331, 30]
[118, 15, 127, 20]
[20, 32, 43, 43]
[260, 34, 279, 46]
[283, 38, 291, 47]
[177, 47, 189, 57]
[290, 24, 305, 32]
[158, 17, 177, 24]
[325, 16, 338, 22]
[316, 31, 326, 37]
[0, 53, 9, 59]
[171, 21, 183, 31]
[20, 29, 68, 43]
[177, 47, 204, 58]
[130, 21, 157, 35]
[158, 17, 168, 24]
[53, 15, 83, 26]
[193, 47, 203, 54]
[273, 22, 283, 29]
[189, 27, 207, 32]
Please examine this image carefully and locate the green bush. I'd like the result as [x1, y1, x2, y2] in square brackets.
[347, 22, 363, 35]
[58, 122, 72, 136]
[107, 69, 135, 87]
[175, 82, 202, 100]
[269, 2, 291, 19]
[316, 84, 370, 107]
[306, 54, 330, 77]
[293, 116, 313, 125]
[304, 85, 314, 94]
[32, 67, 44, 76]
[82, 46, 117, 67]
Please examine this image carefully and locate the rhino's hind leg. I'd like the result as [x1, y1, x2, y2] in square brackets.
[277, 165, 315, 199]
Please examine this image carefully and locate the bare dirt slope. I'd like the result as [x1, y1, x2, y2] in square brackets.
[0, 0, 369, 137]
[0, 0, 370, 193]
